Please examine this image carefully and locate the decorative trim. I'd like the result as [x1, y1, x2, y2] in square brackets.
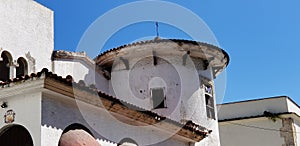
[25, 52, 36, 73]
[9, 60, 18, 67]
[4, 109, 16, 124]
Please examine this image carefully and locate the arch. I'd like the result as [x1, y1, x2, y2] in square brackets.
[118, 138, 138, 146]
[0, 51, 13, 81]
[16, 57, 28, 78]
[0, 124, 34, 146]
[58, 123, 100, 146]
[61, 123, 93, 136]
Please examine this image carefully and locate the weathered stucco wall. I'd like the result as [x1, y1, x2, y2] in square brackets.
[110, 55, 213, 121]
[218, 97, 300, 146]
[108, 51, 220, 146]
[218, 97, 289, 121]
[293, 119, 300, 146]
[0, 84, 42, 146]
[53, 59, 109, 93]
[0, 0, 54, 73]
[219, 118, 284, 146]
[41, 93, 190, 146]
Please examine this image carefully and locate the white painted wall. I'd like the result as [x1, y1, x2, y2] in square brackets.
[219, 118, 284, 146]
[218, 97, 289, 121]
[0, 85, 42, 146]
[110, 55, 213, 122]
[108, 50, 220, 146]
[293, 119, 300, 146]
[41, 92, 190, 146]
[287, 98, 300, 116]
[195, 121, 220, 146]
[53, 59, 109, 93]
[218, 97, 300, 146]
[0, 0, 54, 73]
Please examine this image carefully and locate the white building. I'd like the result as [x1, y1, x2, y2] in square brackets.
[218, 96, 300, 146]
[0, 0, 229, 146]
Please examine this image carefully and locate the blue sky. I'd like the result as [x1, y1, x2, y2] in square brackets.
[36, 0, 300, 104]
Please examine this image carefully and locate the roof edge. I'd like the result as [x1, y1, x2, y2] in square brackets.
[0, 68, 210, 142]
[218, 96, 291, 106]
[95, 38, 230, 67]
[219, 112, 300, 122]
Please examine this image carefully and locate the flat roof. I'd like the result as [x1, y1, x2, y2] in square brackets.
[218, 96, 300, 121]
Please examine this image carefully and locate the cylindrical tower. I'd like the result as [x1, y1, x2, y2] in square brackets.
[95, 38, 229, 145]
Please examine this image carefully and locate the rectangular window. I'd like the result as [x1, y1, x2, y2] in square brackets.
[151, 88, 166, 109]
[205, 94, 215, 119]
[204, 83, 215, 120]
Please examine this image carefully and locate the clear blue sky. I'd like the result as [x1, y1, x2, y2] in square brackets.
[36, 0, 300, 104]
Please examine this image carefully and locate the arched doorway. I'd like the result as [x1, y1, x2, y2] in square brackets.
[0, 124, 34, 146]
[0, 51, 12, 82]
[16, 57, 28, 78]
[58, 123, 100, 146]
[118, 138, 138, 146]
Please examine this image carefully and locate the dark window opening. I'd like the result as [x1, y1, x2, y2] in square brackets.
[0, 124, 34, 146]
[151, 88, 166, 109]
[153, 51, 157, 66]
[0, 52, 11, 82]
[16, 58, 28, 78]
[62, 123, 93, 136]
[118, 138, 138, 146]
[205, 94, 215, 119]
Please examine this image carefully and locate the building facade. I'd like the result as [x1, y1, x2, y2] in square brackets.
[218, 96, 300, 146]
[0, 0, 229, 146]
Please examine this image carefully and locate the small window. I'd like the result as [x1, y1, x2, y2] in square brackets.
[203, 84, 215, 119]
[151, 88, 166, 109]
[205, 94, 215, 119]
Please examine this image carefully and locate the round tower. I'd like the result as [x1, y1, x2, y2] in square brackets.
[95, 39, 229, 126]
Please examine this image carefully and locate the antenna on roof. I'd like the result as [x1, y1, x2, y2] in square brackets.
[155, 22, 159, 38]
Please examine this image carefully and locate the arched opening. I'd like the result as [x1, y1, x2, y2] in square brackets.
[0, 51, 12, 82]
[62, 123, 93, 136]
[16, 57, 28, 78]
[0, 124, 34, 146]
[58, 123, 100, 146]
[118, 138, 138, 146]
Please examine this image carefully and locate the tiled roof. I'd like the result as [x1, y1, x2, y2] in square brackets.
[95, 39, 230, 67]
[0, 68, 211, 142]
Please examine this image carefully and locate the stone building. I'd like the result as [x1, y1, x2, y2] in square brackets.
[0, 0, 229, 146]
